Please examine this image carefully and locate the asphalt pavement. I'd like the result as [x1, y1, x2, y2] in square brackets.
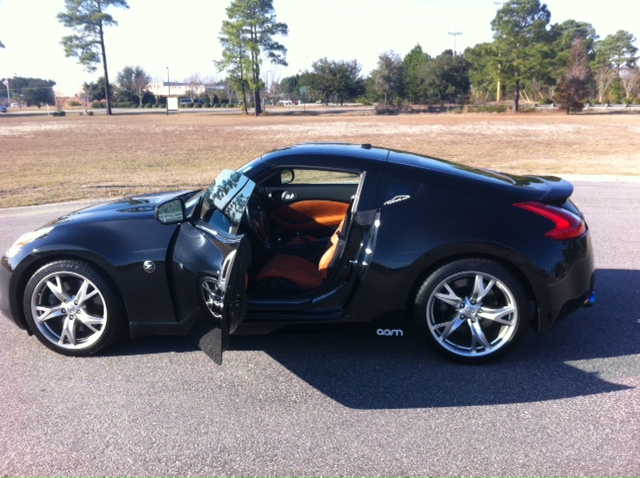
[0, 181, 639, 477]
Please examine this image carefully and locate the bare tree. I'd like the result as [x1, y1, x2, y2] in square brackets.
[594, 66, 617, 103]
[185, 74, 205, 101]
[553, 37, 592, 113]
[620, 67, 640, 102]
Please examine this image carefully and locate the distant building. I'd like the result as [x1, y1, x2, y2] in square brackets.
[149, 81, 226, 97]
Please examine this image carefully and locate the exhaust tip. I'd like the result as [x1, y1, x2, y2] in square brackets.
[584, 291, 596, 307]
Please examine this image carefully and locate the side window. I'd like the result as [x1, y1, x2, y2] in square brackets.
[290, 169, 360, 185]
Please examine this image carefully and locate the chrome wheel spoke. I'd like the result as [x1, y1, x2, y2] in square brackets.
[434, 283, 464, 308]
[469, 319, 492, 352]
[35, 305, 64, 323]
[472, 273, 496, 303]
[76, 311, 105, 333]
[478, 305, 516, 325]
[436, 314, 466, 341]
[75, 279, 99, 306]
[59, 317, 77, 346]
[45, 275, 71, 303]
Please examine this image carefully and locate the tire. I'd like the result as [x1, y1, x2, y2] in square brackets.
[414, 258, 528, 364]
[23, 260, 123, 356]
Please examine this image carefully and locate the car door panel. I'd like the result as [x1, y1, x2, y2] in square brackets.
[169, 170, 255, 364]
[170, 222, 251, 364]
[269, 199, 349, 231]
[263, 183, 357, 235]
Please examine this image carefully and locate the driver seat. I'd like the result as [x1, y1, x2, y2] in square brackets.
[254, 213, 349, 292]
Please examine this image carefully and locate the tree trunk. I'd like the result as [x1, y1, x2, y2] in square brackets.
[99, 22, 112, 115]
[514, 79, 520, 112]
[241, 84, 248, 115]
[254, 87, 262, 116]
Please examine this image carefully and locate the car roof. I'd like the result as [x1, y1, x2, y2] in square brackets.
[242, 143, 558, 202]
[247, 143, 390, 175]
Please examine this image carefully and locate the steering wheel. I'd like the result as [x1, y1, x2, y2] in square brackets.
[249, 195, 270, 244]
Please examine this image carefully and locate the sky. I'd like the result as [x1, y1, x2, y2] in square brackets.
[1, 0, 639, 96]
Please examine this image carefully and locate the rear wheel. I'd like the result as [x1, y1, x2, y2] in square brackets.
[414, 258, 527, 363]
[23, 260, 123, 356]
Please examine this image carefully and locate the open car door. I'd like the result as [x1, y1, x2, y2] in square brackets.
[168, 170, 254, 364]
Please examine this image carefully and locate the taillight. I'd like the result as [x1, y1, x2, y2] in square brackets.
[514, 201, 586, 240]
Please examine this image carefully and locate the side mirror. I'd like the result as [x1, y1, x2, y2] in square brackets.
[280, 169, 295, 185]
[157, 198, 186, 224]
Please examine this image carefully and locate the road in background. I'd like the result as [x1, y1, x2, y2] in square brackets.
[0, 182, 639, 477]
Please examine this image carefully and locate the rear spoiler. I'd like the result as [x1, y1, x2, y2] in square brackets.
[527, 176, 574, 203]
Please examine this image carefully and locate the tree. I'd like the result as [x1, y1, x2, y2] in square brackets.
[57, 0, 130, 115]
[403, 44, 430, 104]
[549, 20, 598, 92]
[216, 18, 251, 114]
[593, 66, 617, 103]
[115, 65, 151, 106]
[465, 42, 501, 102]
[83, 76, 112, 103]
[184, 73, 206, 102]
[620, 67, 640, 102]
[9, 77, 56, 107]
[553, 37, 592, 113]
[217, 0, 288, 116]
[423, 50, 471, 105]
[304, 58, 364, 105]
[595, 30, 638, 70]
[491, 0, 552, 111]
[372, 50, 404, 105]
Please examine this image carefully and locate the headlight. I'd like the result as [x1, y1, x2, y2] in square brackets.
[5, 226, 54, 259]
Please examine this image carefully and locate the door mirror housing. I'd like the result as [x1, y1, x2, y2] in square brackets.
[157, 198, 186, 224]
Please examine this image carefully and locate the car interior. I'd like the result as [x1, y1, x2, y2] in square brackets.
[240, 168, 363, 297]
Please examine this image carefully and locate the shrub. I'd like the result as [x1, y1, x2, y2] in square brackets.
[374, 105, 400, 115]
[553, 77, 589, 114]
[468, 104, 509, 113]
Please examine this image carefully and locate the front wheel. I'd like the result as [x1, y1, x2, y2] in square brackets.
[23, 260, 123, 356]
[414, 259, 528, 364]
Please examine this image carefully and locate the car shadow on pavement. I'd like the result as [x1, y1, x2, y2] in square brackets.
[112, 268, 639, 409]
[229, 268, 639, 409]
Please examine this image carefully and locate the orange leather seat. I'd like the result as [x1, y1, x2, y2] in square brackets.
[255, 217, 346, 290]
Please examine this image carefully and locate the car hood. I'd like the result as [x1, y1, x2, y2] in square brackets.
[47, 190, 193, 227]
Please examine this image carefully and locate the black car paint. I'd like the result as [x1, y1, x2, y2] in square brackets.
[1, 193, 189, 329]
[1, 143, 595, 358]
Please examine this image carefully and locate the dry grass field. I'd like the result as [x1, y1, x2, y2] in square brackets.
[1, 109, 639, 207]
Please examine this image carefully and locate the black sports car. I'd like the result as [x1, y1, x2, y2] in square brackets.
[0, 143, 596, 364]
